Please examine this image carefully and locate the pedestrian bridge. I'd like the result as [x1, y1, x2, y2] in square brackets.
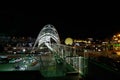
[31, 24, 88, 78]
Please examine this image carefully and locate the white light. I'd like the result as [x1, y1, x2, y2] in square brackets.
[23, 49, 26, 52]
[20, 67, 26, 70]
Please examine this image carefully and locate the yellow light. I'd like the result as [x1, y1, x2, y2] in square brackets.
[118, 34, 120, 37]
[65, 37, 73, 45]
[113, 35, 116, 37]
[118, 40, 120, 43]
[114, 38, 118, 40]
[116, 52, 120, 56]
[88, 41, 91, 43]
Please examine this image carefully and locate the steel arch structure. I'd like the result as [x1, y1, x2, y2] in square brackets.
[32, 24, 60, 51]
[31, 24, 88, 77]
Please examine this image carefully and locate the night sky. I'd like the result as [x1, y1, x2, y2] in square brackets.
[0, 8, 120, 40]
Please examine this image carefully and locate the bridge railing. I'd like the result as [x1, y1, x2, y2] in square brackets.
[37, 43, 88, 77]
[51, 44, 89, 77]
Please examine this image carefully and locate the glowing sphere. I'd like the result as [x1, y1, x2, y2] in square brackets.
[65, 37, 73, 45]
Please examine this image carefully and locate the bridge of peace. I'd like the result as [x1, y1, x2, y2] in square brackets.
[31, 24, 88, 79]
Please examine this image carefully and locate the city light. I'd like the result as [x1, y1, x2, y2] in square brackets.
[65, 37, 73, 45]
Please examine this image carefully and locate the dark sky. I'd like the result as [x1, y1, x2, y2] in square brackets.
[0, 8, 120, 40]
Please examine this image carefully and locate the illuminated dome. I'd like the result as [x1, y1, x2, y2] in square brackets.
[65, 37, 73, 45]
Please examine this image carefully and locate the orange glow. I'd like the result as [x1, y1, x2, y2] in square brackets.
[116, 52, 120, 56]
[118, 34, 120, 37]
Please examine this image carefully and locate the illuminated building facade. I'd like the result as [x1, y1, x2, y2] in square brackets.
[112, 33, 120, 51]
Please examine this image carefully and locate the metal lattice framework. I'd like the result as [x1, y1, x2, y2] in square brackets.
[31, 24, 88, 76]
[32, 24, 60, 51]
